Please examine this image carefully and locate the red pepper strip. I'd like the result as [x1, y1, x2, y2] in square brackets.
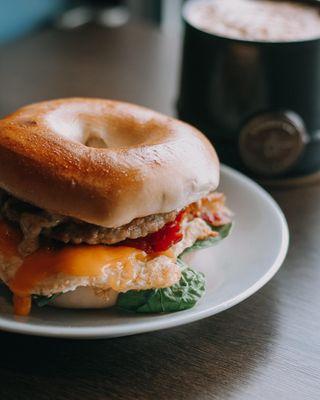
[121, 211, 185, 254]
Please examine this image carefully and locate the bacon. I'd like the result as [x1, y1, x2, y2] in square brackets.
[185, 193, 232, 227]
[121, 211, 185, 253]
[120, 193, 232, 253]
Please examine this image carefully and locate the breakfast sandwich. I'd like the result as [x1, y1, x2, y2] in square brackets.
[0, 98, 232, 316]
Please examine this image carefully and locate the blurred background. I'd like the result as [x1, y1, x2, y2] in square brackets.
[2, 0, 320, 180]
[0, 0, 184, 117]
[0, 0, 182, 43]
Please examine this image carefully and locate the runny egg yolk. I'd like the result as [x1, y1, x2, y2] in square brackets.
[0, 221, 174, 316]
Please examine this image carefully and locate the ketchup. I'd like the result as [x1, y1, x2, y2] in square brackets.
[122, 211, 185, 254]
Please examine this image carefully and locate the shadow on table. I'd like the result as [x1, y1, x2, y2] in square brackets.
[0, 284, 279, 400]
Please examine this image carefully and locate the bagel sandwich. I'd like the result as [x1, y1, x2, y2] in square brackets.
[0, 98, 232, 316]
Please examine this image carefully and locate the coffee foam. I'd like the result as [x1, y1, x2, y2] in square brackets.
[186, 0, 320, 42]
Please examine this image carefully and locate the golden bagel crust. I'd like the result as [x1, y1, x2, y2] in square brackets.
[0, 98, 219, 227]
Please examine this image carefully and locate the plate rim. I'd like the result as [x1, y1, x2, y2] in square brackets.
[0, 165, 289, 339]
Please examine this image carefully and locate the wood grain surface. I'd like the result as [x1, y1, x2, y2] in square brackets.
[0, 23, 319, 400]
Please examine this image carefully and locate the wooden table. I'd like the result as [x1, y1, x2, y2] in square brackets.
[0, 23, 319, 400]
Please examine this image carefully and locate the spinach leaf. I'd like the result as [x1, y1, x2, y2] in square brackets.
[180, 222, 233, 256]
[33, 293, 61, 307]
[117, 259, 205, 313]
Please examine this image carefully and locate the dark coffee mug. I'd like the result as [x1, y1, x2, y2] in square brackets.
[177, 0, 320, 179]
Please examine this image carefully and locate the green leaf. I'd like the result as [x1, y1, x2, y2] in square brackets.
[180, 222, 233, 256]
[33, 293, 61, 307]
[117, 258, 205, 313]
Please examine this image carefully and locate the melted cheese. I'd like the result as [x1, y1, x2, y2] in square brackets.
[0, 220, 175, 316]
[13, 294, 31, 316]
[8, 245, 149, 297]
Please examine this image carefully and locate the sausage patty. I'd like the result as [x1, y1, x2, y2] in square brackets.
[0, 190, 178, 256]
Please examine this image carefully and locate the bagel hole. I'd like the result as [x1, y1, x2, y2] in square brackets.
[46, 105, 163, 149]
[85, 134, 109, 148]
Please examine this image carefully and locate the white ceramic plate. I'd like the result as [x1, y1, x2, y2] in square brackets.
[0, 166, 289, 339]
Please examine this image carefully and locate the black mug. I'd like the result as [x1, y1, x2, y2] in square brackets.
[177, 0, 320, 179]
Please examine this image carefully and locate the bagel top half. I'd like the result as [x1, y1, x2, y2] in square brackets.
[0, 98, 219, 227]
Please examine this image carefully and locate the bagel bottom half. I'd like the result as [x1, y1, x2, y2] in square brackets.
[51, 287, 119, 309]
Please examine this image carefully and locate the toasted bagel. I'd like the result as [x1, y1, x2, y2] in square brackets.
[0, 98, 219, 227]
